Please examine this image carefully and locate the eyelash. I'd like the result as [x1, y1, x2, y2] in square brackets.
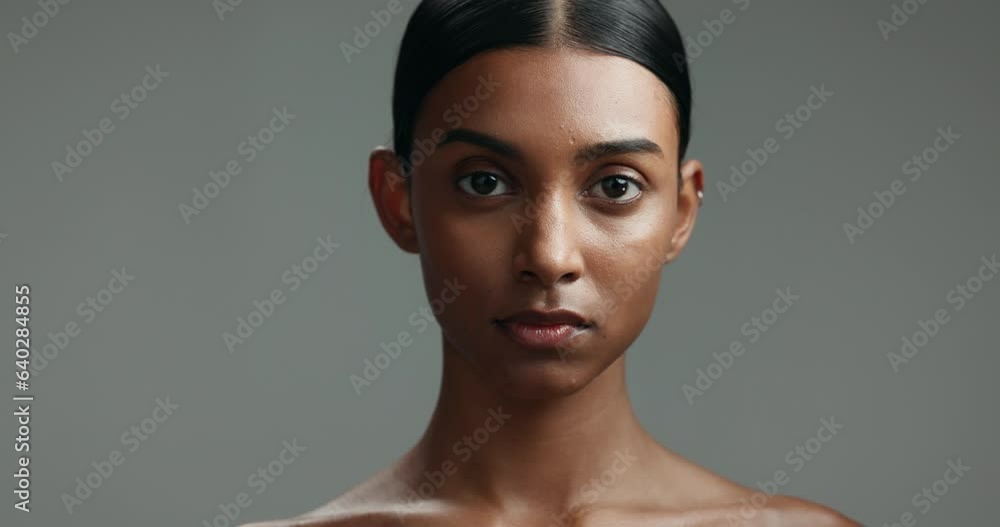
[454, 171, 647, 204]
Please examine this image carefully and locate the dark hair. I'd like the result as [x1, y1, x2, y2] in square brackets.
[392, 0, 693, 175]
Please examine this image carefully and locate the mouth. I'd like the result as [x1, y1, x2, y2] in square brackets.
[493, 309, 592, 350]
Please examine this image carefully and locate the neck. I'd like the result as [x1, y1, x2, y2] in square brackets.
[401, 337, 664, 514]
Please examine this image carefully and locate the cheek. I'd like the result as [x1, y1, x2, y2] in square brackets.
[586, 231, 668, 335]
[415, 208, 513, 328]
[599, 267, 655, 310]
[421, 207, 508, 272]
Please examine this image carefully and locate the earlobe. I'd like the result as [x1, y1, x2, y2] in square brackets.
[663, 159, 704, 264]
[368, 147, 419, 253]
[687, 159, 704, 208]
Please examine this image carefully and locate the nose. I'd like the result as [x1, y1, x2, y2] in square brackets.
[511, 192, 585, 288]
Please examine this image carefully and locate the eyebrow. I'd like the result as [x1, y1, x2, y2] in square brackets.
[439, 128, 664, 165]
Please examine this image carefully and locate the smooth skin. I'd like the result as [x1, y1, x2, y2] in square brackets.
[244, 47, 860, 527]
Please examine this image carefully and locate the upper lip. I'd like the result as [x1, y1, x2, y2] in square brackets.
[497, 309, 589, 327]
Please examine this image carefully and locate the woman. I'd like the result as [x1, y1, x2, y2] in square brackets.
[249, 0, 860, 525]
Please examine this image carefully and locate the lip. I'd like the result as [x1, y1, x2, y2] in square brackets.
[498, 309, 590, 327]
[494, 309, 591, 349]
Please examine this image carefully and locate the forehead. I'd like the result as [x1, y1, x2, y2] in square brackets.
[413, 47, 680, 164]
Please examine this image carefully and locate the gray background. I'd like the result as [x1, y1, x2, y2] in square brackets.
[1, 0, 997, 525]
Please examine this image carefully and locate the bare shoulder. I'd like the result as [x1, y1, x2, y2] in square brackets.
[237, 505, 459, 527]
[754, 494, 861, 526]
[650, 452, 860, 526]
[237, 513, 396, 527]
[236, 482, 456, 527]
[237, 459, 431, 527]
[637, 493, 860, 526]
[681, 481, 861, 527]
[645, 492, 861, 527]
[236, 504, 413, 527]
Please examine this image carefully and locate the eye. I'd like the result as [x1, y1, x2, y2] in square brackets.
[456, 171, 511, 197]
[587, 175, 643, 202]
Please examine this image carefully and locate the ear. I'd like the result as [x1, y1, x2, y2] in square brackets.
[662, 158, 704, 264]
[368, 147, 419, 253]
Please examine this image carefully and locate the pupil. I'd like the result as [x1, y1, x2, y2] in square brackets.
[471, 173, 498, 194]
[602, 177, 629, 198]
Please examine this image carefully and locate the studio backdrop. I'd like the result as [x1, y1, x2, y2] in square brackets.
[1, 0, 997, 525]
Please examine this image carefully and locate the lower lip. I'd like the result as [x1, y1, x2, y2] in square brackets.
[496, 321, 588, 349]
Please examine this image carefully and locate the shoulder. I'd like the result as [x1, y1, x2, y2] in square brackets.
[652, 452, 860, 526]
[652, 491, 860, 526]
[742, 494, 861, 527]
[236, 507, 403, 527]
[236, 494, 456, 527]
[237, 456, 462, 527]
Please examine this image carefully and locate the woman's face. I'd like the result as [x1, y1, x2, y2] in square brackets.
[371, 47, 702, 399]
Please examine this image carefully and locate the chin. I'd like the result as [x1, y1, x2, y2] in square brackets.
[457, 338, 614, 400]
[489, 361, 601, 400]
[442, 318, 627, 400]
